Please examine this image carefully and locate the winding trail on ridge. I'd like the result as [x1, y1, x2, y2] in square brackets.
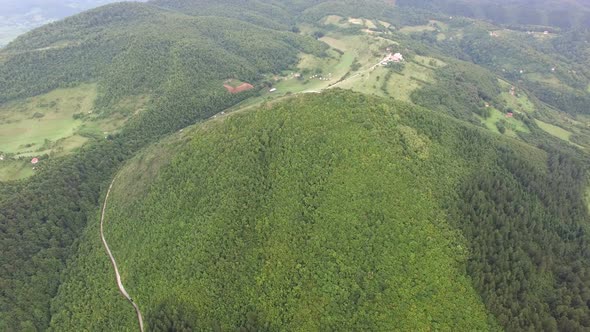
[100, 176, 145, 332]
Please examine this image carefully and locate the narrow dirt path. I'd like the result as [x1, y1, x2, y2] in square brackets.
[100, 176, 145, 332]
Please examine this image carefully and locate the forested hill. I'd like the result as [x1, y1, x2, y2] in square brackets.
[398, 0, 590, 29]
[2, 0, 590, 331]
[0, 2, 327, 330]
[0, 2, 324, 107]
[51, 90, 590, 331]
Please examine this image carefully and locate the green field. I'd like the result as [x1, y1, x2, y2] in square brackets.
[535, 119, 574, 141]
[0, 160, 35, 181]
[322, 15, 346, 26]
[399, 25, 436, 34]
[381, 61, 438, 102]
[414, 55, 447, 69]
[0, 83, 137, 180]
[399, 20, 449, 35]
[273, 33, 385, 95]
[238, 31, 445, 108]
[337, 66, 390, 97]
[534, 117, 585, 150]
[0, 84, 96, 156]
[501, 91, 536, 113]
[318, 33, 440, 101]
[384, 72, 424, 102]
[481, 108, 530, 138]
[525, 73, 566, 88]
[275, 50, 354, 93]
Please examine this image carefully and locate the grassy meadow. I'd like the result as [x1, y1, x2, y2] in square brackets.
[0, 83, 138, 180]
[0, 84, 96, 155]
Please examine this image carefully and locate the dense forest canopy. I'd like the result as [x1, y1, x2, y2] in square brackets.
[398, 0, 590, 29]
[0, 1, 326, 329]
[50, 90, 499, 331]
[1, 0, 590, 331]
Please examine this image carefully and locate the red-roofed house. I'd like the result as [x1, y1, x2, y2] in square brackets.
[31, 158, 39, 164]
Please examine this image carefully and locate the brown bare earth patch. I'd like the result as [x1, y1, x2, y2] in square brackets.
[224, 82, 254, 94]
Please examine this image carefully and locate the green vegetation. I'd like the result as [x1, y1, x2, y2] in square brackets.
[481, 108, 529, 138]
[54, 89, 590, 332]
[0, 2, 325, 108]
[0, 84, 96, 156]
[0, 160, 35, 181]
[535, 119, 574, 142]
[51, 91, 496, 331]
[398, 0, 590, 29]
[499, 91, 535, 114]
[0, 1, 326, 330]
[411, 61, 502, 124]
[3, 1, 590, 331]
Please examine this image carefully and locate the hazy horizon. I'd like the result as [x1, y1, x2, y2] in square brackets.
[0, 0, 147, 47]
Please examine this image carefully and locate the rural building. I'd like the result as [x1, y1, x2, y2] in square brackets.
[269, 88, 277, 92]
[31, 158, 39, 164]
[380, 52, 404, 66]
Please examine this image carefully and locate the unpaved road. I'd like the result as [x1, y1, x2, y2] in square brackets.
[100, 176, 144, 332]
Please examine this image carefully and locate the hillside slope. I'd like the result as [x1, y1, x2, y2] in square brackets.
[0, 2, 324, 107]
[0, 1, 326, 330]
[2, 1, 590, 331]
[398, 0, 590, 29]
[52, 90, 590, 331]
[50, 90, 498, 331]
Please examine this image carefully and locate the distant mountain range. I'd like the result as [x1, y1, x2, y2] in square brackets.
[0, 0, 146, 46]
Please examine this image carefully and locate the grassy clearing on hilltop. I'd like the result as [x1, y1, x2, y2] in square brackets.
[273, 30, 443, 103]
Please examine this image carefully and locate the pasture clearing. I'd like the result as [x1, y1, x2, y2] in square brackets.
[0, 83, 139, 180]
[414, 55, 447, 69]
[481, 108, 530, 138]
[535, 119, 575, 142]
[0, 160, 35, 181]
[500, 91, 536, 113]
[0, 84, 96, 155]
[399, 25, 435, 34]
[380, 61, 437, 102]
[525, 73, 567, 88]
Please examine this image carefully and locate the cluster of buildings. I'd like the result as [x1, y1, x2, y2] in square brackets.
[380, 52, 404, 66]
